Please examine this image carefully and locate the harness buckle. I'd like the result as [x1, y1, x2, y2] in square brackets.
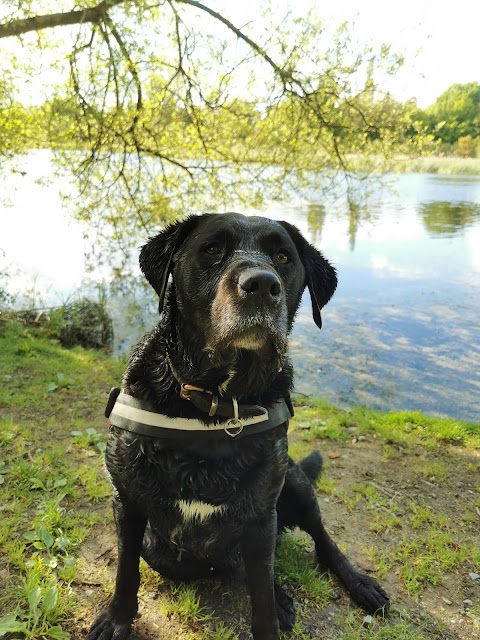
[180, 383, 211, 400]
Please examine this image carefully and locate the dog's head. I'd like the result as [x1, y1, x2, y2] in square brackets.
[140, 213, 336, 361]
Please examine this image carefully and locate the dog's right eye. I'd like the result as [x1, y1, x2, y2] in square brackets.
[203, 243, 221, 256]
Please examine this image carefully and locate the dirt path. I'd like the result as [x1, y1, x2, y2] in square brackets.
[73, 432, 480, 640]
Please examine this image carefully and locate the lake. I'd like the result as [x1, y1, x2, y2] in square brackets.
[1, 152, 479, 421]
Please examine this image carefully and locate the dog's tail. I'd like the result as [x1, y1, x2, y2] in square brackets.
[299, 450, 323, 484]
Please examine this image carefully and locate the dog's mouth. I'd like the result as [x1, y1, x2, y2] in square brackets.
[229, 325, 271, 350]
[206, 315, 288, 360]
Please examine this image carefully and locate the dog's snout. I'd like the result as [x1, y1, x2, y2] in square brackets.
[238, 268, 282, 300]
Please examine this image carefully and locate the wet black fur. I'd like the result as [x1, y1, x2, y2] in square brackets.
[87, 213, 389, 640]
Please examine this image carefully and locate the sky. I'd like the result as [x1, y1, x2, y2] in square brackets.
[219, 0, 480, 108]
[303, 0, 480, 107]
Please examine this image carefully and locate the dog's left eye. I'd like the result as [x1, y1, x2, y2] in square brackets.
[275, 251, 289, 265]
[203, 243, 221, 255]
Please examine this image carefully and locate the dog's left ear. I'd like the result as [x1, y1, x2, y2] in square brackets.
[279, 221, 337, 329]
[139, 215, 203, 312]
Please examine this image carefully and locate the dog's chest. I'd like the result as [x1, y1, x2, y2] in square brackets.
[167, 498, 231, 555]
[175, 499, 226, 522]
[107, 430, 287, 552]
[141, 453, 258, 553]
[151, 456, 254, 528]
[108, 435, 268, 511]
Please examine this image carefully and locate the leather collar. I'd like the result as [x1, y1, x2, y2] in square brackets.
[105, 388, 292, 440]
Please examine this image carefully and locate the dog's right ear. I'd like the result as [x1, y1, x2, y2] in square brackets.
[139, 215, 202, 312]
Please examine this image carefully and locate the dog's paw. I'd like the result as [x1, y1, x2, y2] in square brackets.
[346, 571, 390, 615]
[274, 583, 296, 631]
[86, 610, 133, 640]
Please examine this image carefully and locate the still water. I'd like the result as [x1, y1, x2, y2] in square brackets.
[1, 153, 479, 421]
[279, 177, 480, 422]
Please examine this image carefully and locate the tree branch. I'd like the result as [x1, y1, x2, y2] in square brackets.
[175, 0, 291, 83]
[0, 0, 126, 39]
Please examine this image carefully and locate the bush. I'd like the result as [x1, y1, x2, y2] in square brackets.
[0, 299, 114, 351]
[456, 135, 478, 158]
[50, 299, 113, 351]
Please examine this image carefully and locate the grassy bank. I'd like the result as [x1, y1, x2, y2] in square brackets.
[393, 155, 480, 175]
[347, 154, 480, 175]
[0, 322, 479, 639]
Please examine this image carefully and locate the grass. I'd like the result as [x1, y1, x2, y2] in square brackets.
[291, 397, 480, 449]
[1, 321, 479, 639]
[393, 155, 480, 175]
[294, 398, 480, 608]
[275, 532, 332, 605]
[339, 612, 427, 639]
[346, 153, 480, 175]
[162, 584, 212, 623]
[0, 322, 124, 639]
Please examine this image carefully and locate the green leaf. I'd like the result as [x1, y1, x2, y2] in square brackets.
[23, 530, 40, 542]
[0, 613, 28, 634]
[42, 586, 58, 613]
[63, 557, 76, 569]
[86, 427, 97, 436]
[27, 585, 42, 612]
[55, 373, 73, 388]
[29, 477, 46, 490]
[38, 525, 54, 549]
[54, 535, 70, 552]
[70, 430, 83, 437]
[47, 382, 59, 392]
[46, 625, 70, 639]
[53, 477, 68, 488]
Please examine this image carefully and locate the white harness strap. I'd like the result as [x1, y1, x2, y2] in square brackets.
[111, 393, 269, 431]
[108, 391, 291, 440]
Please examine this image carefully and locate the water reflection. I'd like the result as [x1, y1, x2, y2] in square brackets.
[418, 201, 480, 237]
[2, 163, 480, 422]
[346, 201, 361, 251]
[306, 204, 327, 245]
[305, 200, 373, 252]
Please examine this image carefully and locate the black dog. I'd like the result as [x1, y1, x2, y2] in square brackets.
[87, 213, 389, 640]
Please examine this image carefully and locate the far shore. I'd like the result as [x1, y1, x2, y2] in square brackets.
[350, 153, 480, 176]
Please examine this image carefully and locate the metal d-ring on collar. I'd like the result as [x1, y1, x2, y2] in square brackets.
[224, 396, 243, 437]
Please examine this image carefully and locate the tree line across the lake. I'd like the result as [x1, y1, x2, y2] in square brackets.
[420, 82, 480, 156]
[2, 81, 480, 159]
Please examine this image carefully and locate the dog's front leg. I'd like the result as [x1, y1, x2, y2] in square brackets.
[87, 496, 146, 640]
[241, 511, 279, 640]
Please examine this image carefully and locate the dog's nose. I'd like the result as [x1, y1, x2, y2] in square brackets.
[238, 268, 282, 301]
